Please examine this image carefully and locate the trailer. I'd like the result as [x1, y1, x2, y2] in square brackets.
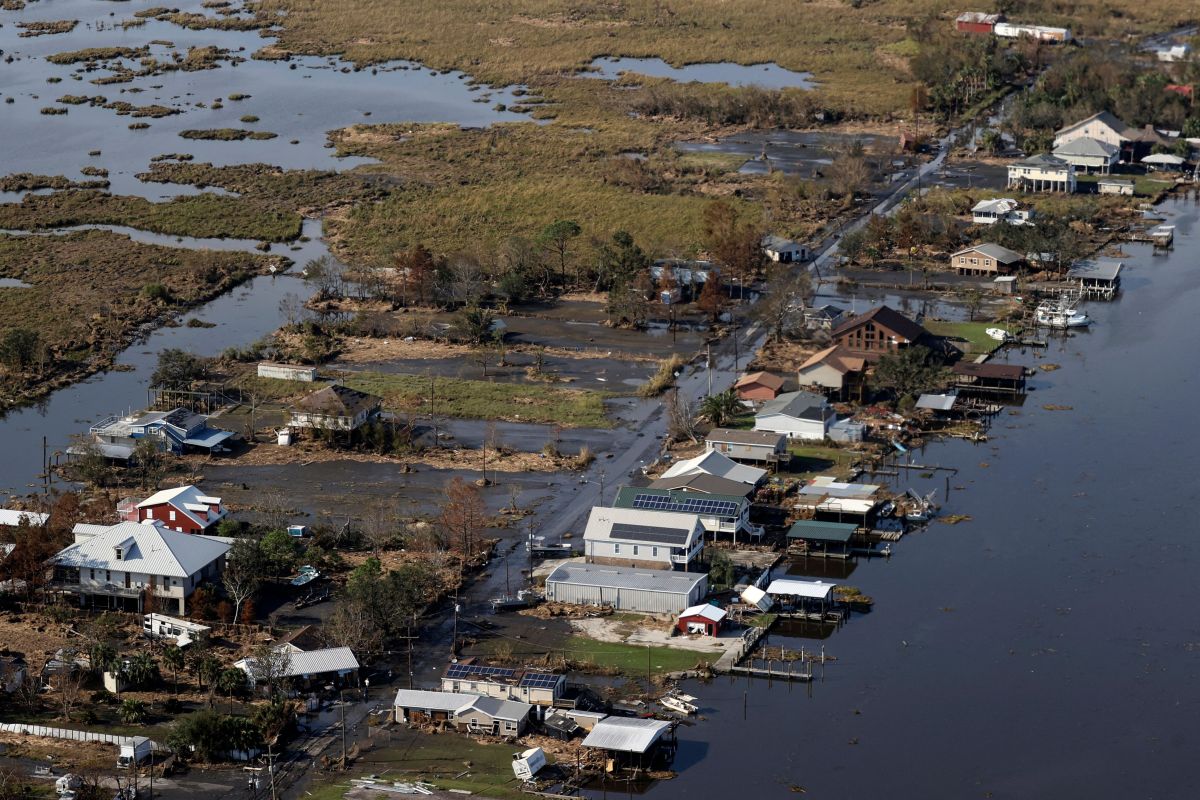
[142, 614, 210, 647]
[117, 737, 153, 768]
[511, 747, 546, 781]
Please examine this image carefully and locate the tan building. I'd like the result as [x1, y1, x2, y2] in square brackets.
[797, 345, 868, 399]
[704, 429, 787, 464]
[950, 243, 1025, 276]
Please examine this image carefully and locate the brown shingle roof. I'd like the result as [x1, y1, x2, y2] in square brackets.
[734, 371, 785, 391]
[294, 385, 380, 417]
[831, 305, 928, 342]
[798, 345, 867, 375]
[952, 362, 1025, 380]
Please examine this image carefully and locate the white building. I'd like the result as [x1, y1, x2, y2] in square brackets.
[659, 450, 767, 487]
[754, 391, 836, 440]
[51, 521, 229, 614]
[234, 645, 360, 688]
[1097, 177, 1135, 195]
[970, 198, 1033, 226]
[544, 562, 709, 614]
[1007, 154, 1076, 193]
[612, 486, 759, 543]
[257, 362, 317, 382]
[1052, 137, 1120, 174]
[1155, 44, 1191, 62]
[762, 234, 808, 263]
[289, 385, 381, 432]
[1053, 111, 1131, 150]
[583, 506, 705, 570]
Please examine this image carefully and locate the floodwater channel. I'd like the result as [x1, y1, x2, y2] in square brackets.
[629, 195, 1200, 799]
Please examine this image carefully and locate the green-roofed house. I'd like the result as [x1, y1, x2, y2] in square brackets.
[612, 486, 762, 544]
[786, 520, 860, 559]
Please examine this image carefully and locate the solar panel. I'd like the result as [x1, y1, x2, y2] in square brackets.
[631, 492, 739, 520]
[520, 672, 561, 689]
[610, 522, 691, 546]
[445, 663, 517, 681]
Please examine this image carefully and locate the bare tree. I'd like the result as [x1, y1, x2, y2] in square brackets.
[667, 391, 699, 443]
[359, 500, 400, 554]
[223, 538, 263, 625]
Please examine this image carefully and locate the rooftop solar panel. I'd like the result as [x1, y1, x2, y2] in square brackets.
[609, 522, 691, 546]
[631, 492, 739, 520]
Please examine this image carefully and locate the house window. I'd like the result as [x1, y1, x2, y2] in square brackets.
[614, 543, 621, 554]
[105, 570, 111, 582]
[958, 257, 966, 264]
[632, 545, 639, 556]
[90, 569, 95, 580]
[114, 549, 123, 561]
[145, 508, 153, 519]
[652, 547, 659, 557]
[169, 510, 176, 521]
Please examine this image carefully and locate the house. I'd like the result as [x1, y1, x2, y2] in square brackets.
[441, 660, 566, 707]
[992, 22, 1071, 42]
[1052, 137, 1120, 174]
[83, 408, 236, 459]
[797, 345, 867, 399]
[831, 305, 935, 356]
[677, 603, 726, 636]
[51, 521, 230, 614]
[234, 645, 361, 690]
[659, 450, 767, 487]
[582, 506, 705, 570]
[612, 486, 758, 543]
[581, 716, 675, 770]
[1007, 154, 1076, 193]
[393, 689, 476, 725]
[257, 362, 317, 382]
[733, 371, 785, 402]
[1067, 260, 1123, 300]
[955, 11, 1002, 33]
[143, 613, 211, 647]
[762, 234, 808, 263]
[650, 259, 717, 302]
[950, 243, 1025, 276]
[1097, 177, 1135, 195]
[0, 509, 48, 528]
[1053, 111, 1131, 150]
[802, 304, 847, 331]
[647, 471, 757, 499]
[289, 385, 381, 432]
[970, 198, 1033, 226]
[544, 562, 708, 614]
[754, 391, 836, 441]
[453, 696, 533, 737]
[951, 361, 1027, 395]
[1156, 44, 1191, 62]
[129, 485, 226, 534]
[704, 428, 787, 464]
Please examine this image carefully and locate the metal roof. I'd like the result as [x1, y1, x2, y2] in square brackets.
[71, 523, 112, 538]
[679, 603, 727, 622]
[786, 520, 858, 543]
[916, 392, 959, 411]
[799, 478, 880, 498]
[546, 563, 708, 595]
[137, 485, 223, 529]
[613, 487, 744, 520]
[581, 717, 672, 753]
[757, 391, 832, 422]
[1068, 260, 1123, 281]
[182, 428, 235, 448]
[465, 696, 533, 722]
[765, 578, 836, 599]
[1053, 137, 1119, 158]
[584, 506, 701, 547]
[648, 472, 755, 497]
[971, 198, 1018, 214]
[952, 242, 1025, 264]
[660, 450, 766, 486]
[0, 509, 48, 527]
[235, 646, 359, 680]
[392, 689, 477, 714]
[53, 522, 230, 578]
[705, 428, 785, 448]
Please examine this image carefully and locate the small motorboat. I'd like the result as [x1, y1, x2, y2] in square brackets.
[986, 327, 1011, 342]
[660, 691, 699, 716]
[1035, 297, 1092, 329]
[290, 565, 319, 587]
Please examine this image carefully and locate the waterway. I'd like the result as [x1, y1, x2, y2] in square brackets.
[586, 57, 815, 90]
[633, 195, 1200, 798]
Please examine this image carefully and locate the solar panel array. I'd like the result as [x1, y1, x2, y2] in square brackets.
[445, 663, 516, 681]
[520, 672, 562, 689]
[610, 522, 691, 546]
[631, 492, 740, 520]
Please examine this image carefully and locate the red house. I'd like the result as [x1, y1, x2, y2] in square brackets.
[126, 485, 227, 534]
[734, 371, 785, 402]
[677, 604, 727, 637]
[955, 11, 1003, 34]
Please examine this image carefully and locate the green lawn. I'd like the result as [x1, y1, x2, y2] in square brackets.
[784, 443, 857, 479]
[1074, 173, 1175, 198]
[925, 321, 1005, 355]
[565, 636, 718, 676]
[347, 371, 613, 428]
[349, 734, 539, 800]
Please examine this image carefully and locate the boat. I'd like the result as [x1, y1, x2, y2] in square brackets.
[659, 691, 699, 716]
[490, 589, 542, 612]
[1150, 224, 1175, 247]
[1034, 297, 1091, 329]
[986, 327, 1012, 342]
[290, 565, 319, 587]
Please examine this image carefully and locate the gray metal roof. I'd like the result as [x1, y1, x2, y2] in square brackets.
[705, 428, 785, 448]
[1068, 260, 1123, 281]
[53, 522, 230, 578]
[786, 520, 858, 543]
[916, 392, 959, 411]
[546, 563, 708, 595]
[952, 242, 1025, 263]
[581, 716, 672, 753]
[757, 390, 831, 421]
[648, 472, 756, 497]
[466, 696, 533, 722]
[583, 506, 701, 547]
[1053, 137, 1119, 158]
[1014, 153, 1071, 168]
[392, 689, 476, 713]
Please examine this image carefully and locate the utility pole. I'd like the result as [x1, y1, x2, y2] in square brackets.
[429, 375, 437, 447]
[705, 343, 712, 396]
[527, 518, 535, 584]
[339, 689, 347, 769]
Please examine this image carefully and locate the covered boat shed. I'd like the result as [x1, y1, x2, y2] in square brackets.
[765, 578, 837, 614]
[952, 361, 1026, 395]
[582, 717, 675, 771]
[1067, 260, 1122, 300]
[786, 520, 858, 558]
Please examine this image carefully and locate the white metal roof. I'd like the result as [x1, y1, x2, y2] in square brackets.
[582, 716, 672, 753]
[816, 497, 877, 514]
[766, 578, 836, 600]
[740, 585, 775, 611]
[235, 646, 359, 680]
[392, 689, 477, 714]
[660, 450, 766, 486]
[971, 198, 1018, 214]
[72, 523, 112, 539]
[1142, 153, 1185, 165]
[583, 506, 702, 548]
[0, 509, 48, 527]
[916, 392, 958, 411]
[53, 521, 230, 577]
[679, 604, 727, 623]
[137, 485, 224, 529]
[546, 563, 708, 595]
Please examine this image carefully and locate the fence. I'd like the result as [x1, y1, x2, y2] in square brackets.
[0, 722, 157, 749]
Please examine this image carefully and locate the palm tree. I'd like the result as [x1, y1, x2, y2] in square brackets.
[162, 646, 185, 695]
[119, 699, 147, 724]
[699, 390, 742, 428]
[126, 653, 160, 690]
[217, 667, 246, 714]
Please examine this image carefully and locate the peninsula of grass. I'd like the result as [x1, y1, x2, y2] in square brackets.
[47, 45, 147, 64]
[342, 371, 612, 428]
[0, 191, 303, 241]
[137, 161, 387, 210]
[179, 128, 278, 141]
[16, 19, 78, 37]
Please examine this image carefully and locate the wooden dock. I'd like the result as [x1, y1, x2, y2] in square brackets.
[728, 664, 813, 682]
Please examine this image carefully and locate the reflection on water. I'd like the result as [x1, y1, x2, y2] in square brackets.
[586, 57, 816, 90]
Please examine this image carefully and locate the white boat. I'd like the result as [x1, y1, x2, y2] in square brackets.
[1035, 298, 1091, 329]
[986, 327, 1012, 342]
[660, 691, 699, 716]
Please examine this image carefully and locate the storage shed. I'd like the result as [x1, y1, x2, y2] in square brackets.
[544, 563, 708, 614]
[677, 604, 727, 636]
[257, 362, 317, 382]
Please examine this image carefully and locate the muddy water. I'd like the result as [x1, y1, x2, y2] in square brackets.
[629, 196, 1200, 798]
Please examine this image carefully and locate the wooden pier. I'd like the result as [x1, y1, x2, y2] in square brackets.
[728, 663, 813, 682]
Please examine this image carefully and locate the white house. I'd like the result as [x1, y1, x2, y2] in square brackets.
[583, 505, 705, 570]
[257, 362, 317, 382]
[970, 198, 1033, 226]
[762, 234, 808, 263]
[441, 660, 566, 707]
[393, 689, 533, 736]
[1156, 44, 1191, 62]
[1052, 137, 1120, 174]
[1097, 177, 1135, 195]
[51, 521, 229, 614]
[289, 385, 381, 432]
[234, 645, 360, 689]
[1053, 111, 1131, 150]
[754, 391, 836, 440]
[1007, 154, 1076, 193]
[659, 450, 767, 487]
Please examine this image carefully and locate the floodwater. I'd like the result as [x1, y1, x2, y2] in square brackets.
[0, 0, 533, 199]
[676, 130, 900, 176]
[586, 57, 816, 90]
[629, 195, 1200, 798]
